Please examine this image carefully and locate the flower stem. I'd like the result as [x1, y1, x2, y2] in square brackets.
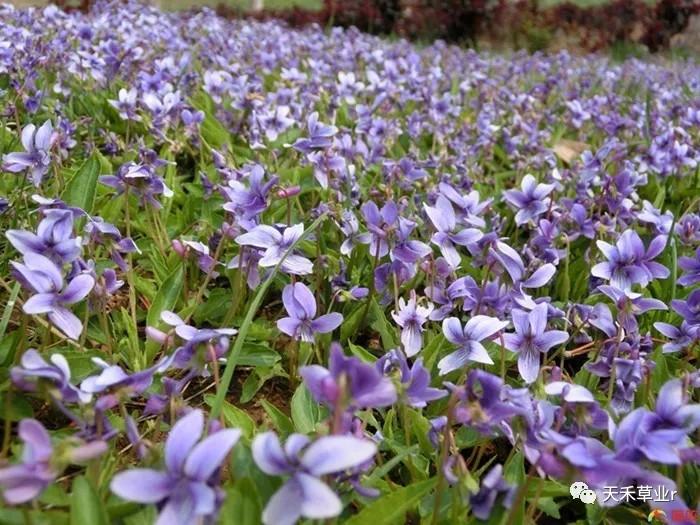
[210, 213, 327, 420]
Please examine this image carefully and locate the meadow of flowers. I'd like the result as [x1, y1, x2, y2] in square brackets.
[0, 1, 700, 524]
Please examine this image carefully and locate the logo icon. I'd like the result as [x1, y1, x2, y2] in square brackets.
[570, 481, 597, 504]
[647, 509, 666, 523]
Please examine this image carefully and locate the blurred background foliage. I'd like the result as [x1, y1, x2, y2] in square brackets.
[9, 0, 700, 58]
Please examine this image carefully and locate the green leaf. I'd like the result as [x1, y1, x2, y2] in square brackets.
[210, 213, 327, 420]
[69, 476, 109, 525]
[62, 154, 101, 214]
[0, 394, 33, 421]
[0, 330, 20, 366]
[347, 341, 377, 363]
[345, 478, 436, 525]
[536, 497, 561, 519]
[238, 343, 281, 367]
[204, 395, 255, 439]
[370, 298, 398, 349]
[146, 264, 184, 327]
[219, 478, 262, 525]
[260, 399, 295, 435]
[291, 384, 322, 434]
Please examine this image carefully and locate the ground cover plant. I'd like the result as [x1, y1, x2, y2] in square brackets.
[0, 1, 699, 524]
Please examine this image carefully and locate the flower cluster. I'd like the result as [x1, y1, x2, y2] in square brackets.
[0, 2, 698, 524]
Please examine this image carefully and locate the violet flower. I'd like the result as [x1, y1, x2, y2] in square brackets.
[376, 349, 446, 407]
[591, 230, 669, 290]
[12, 254, 94, 340]
[597, 285, 666, 333]
[292, 112, 338, 155]
[99, 162, 173, 209]
[110, 410, 241, 525]
[439, 315, 509, 375]
[503, 174, 554, 226]
[252, 431, 377, 525]
[300, 343, 397, 411]
[0, 419, 55, 504]
[235, 223, 313, 275]
[671, 289, 700, 326]
[654, 321, 699, 353]
[424, 195, 482, 268]
[11, 349, 91, 404]
[678, 247, 700, 286]
[503, 304, 568, 384]
[391, 293, 433, 357]
[2, 121, 53, 186]
[221, 164, 278, 220]
[469, 464, 515, 520]
[277, 283, 343, 342]
[6, 209, 81, 265]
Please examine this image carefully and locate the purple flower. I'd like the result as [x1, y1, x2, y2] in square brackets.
[653, 379, 700, 432]
[424, 195, 482, 268]
[613, 407, 690, 465]
[654, 321, 699, 353]
[12, 254, 94, 340]
[6, 209, 81, 265]
[0, 419, 55, 504]
[391, 217, 431, 264]
[235, 223, 313, 275]
[504, 304, 568, 384]
[80, 355, 173, 398]
[451, 370, 526, 434]
[300, 343, 397, 410]
[439, 315, 509, 375]
[2, 121, 53, 186]
[99, 162, 173, 209]
[338, 211, 370, 256]
[110, 410, 241, 525]
[359, 200, 398, 258]
[221, 164, 278, 220]
[277, 283, 343, 342]
[591, 230, 669, 290]
[376, 349, 446, 407]
[503, 174, 554, 226]
[391, 293, 433, 357]
[11, 349, 91, 404]
[292, 112, 338, 155]
[108, 88, 140, 121]
[678, 247, 700, 286]
[597, 285, 666, 333]
[469, 464, 515, 520]
[252, 431, 376, 525]
[671, 289, 700, 325]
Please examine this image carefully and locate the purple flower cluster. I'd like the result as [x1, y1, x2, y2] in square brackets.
[0, 2, 699, 524]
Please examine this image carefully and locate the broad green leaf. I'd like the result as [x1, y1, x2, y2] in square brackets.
[204, 395, 255, 439]
[62, 154, 101, 214]
[69, 476, 109, 525]
[238, 343, 281, 367]
[146, 264, 184, 329]
[347, 341, 377, 363]
[370, 298, 398, 349]
[291, 384, 322, 434]
[219, 478, 262, 525]
[260, 399, 294, 435]
[345, 478, 436, 525]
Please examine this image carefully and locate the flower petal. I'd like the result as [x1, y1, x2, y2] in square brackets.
[165, 410, 204, 473]
[252, 432, 292, 475]
[184, 429, 241, 481]
[301, 436, 376, 476]
[298, 473, 342, 519]
[110, 469, 172, 503]
[310, 313, 343, 334]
